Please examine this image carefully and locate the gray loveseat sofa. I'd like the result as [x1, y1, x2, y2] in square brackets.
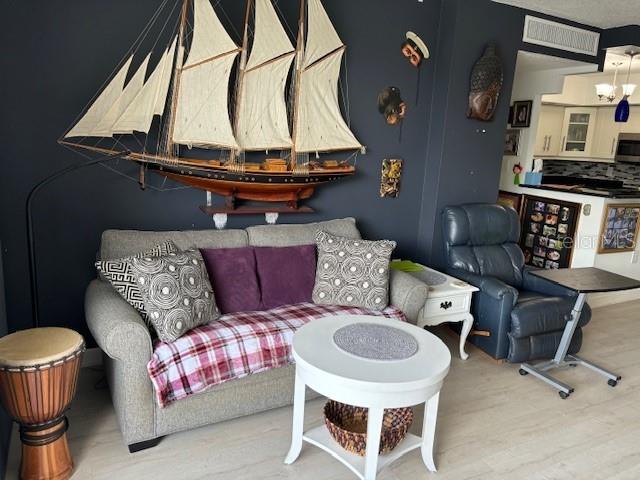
[85, 218, 428, 452]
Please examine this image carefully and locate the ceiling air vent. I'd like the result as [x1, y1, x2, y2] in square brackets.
[523, 15, 600, 56]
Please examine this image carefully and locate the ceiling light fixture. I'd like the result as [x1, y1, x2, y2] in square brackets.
[615, 51, 638, 123]
[595, 61, 623, 103]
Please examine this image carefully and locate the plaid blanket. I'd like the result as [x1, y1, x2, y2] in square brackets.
[148, 302, 406, 407]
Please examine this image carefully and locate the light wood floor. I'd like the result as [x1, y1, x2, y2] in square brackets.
[7, 301, 640, 480]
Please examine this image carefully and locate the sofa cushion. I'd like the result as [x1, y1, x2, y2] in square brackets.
[246, 217, 361, 247]
[128, 249, 220, 343]
[254, 245, 317, 310]
[312, 231, 396, 311]
[200, 247, 261, 314]
[148, 302, 406, 407]
[96, 241, 178, 320]
[100, 229, 249, 261]
[509, 290, 591, 339]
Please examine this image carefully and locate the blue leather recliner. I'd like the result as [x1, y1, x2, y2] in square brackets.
[441, 204, 591, 363]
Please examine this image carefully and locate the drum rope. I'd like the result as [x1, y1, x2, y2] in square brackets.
[20, 417, 69, 447]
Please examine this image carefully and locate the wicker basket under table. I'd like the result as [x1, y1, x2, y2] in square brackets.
[324, 400, 414, 456]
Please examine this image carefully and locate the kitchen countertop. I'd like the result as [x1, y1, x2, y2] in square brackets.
[519, 184, 640, 199]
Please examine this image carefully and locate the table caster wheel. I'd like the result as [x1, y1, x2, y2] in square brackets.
[559, 391, 570, 399]
[608, 379, 618, 387]
[519, 369, 528, 376]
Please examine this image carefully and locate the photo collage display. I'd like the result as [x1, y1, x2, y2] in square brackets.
[600, 205, 640, 253]
[520, 196, 579, 269]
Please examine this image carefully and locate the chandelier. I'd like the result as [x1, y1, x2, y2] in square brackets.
[596, 53, 638, 104]
[595, 62, 624, 102]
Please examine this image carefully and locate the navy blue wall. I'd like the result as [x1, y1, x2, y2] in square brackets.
[601, 25, 640, 49]
[0, 0, 441, 339]
[0, 247, 10, 480]
[417, 0, 602, 268]
[0, 0, 624, 348]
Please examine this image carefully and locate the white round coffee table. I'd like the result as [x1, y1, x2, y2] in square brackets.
[284, 315, 451, 480]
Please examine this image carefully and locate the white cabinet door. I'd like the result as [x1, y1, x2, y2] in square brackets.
[591, 107, 620, 160]
[559, 107, 598, 157]
[620, 108, 640, 133]
[534, 105, 565, 156]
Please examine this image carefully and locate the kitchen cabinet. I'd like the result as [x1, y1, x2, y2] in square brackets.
[591, 107, 620, 160]
[620, 109, 640, 133]
[559, 107, 598, 157]
[534, 105, 565, 156]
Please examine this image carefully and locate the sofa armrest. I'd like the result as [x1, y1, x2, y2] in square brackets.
[447, 268, 519, 306]
[389, 269, 429, 325]
[85, 279, 153, 363]
[521, 267, 577, 298]
[85, 279, 157, 446]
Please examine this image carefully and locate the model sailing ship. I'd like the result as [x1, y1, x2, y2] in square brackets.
[59, 0, 364, 208]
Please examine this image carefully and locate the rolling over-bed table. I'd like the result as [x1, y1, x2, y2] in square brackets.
[519, 267, 640, 399]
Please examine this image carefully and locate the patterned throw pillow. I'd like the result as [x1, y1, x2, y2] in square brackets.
[127, 249, 219, 343]
[312, 231, 396, 311]
[96, 241, 177, 320]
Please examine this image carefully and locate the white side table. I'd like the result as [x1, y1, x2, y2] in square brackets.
[284, 315, 451, 480]
[404, 264, 479, 360]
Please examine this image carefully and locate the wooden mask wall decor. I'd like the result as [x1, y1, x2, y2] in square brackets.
[401, 32, 429, 68]
[466, 44, 503, 121]
[378, 87, 407, 125]
[380, 159, 403, 198]
[401, 32, 430, 104]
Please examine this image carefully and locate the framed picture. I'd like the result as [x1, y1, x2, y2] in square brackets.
[498, 190, 523, 214]
[511, 100, 533, 128]
[519, 195, 581, 269]
[598, 204, 640, 253]
[504, 129, 520, 156]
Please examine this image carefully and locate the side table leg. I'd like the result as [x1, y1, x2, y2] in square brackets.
[284, 372, 306, 465]
[364, 407, 384, 480]
[459, 314, 473, 360]
[421, 391, 440, 472]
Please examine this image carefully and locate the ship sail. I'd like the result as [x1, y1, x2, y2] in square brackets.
[91, 54, 151, 137]
[113, 38, 177, 134]
[60, 0, 364, 208]
[172, 0, 240, 149]
[235, 0, 295, 151]
[64, 56, 134, 139]
[293, 0, 362, 154]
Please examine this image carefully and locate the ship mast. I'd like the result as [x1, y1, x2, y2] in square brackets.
[230, 0, 253, 169]
[165, 0, 190, 159]
[289, 0, 306, 171]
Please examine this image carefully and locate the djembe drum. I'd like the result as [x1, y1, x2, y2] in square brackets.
[0, 328, 84, 480]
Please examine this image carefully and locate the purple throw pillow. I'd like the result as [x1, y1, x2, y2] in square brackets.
[254, 245, 317, 310]
[200, 247, 261, 314]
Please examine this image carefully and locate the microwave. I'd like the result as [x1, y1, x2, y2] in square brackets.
[616, 133, 640, 163]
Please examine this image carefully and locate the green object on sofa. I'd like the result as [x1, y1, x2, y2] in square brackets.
[390, 260, 425, 273]
[85, 218, 430, 452]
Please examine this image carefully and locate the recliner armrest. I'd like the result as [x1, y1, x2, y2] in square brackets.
[522, 267, 577, 298]
[447, 268, 518, 306]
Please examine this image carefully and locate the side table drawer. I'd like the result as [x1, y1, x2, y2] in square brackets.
[423, 294, 469, 317]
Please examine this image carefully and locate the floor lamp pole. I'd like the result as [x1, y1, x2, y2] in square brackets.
[26, 151, 129, 328]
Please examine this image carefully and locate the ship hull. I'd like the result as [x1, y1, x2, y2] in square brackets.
[148, 162, 354, 207]
[58, 142, 355, 207]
